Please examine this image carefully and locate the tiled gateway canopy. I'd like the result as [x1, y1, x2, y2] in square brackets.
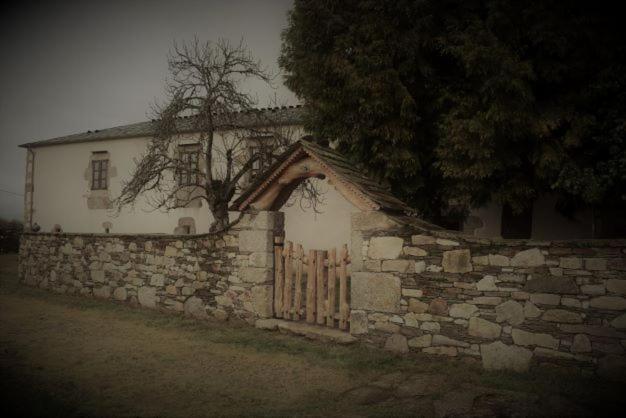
[19, 106, 305, 148]
[232, 139, 414, 215]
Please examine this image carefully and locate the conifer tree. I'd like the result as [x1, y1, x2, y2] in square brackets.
[280, 0, 625, 232]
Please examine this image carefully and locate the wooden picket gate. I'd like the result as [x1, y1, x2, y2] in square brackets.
[273, 237, 351, 330]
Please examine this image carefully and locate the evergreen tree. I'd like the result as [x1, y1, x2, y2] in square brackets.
[280, 0, 626, 231]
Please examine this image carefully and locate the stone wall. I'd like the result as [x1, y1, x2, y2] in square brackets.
[19, 211, 283, 323]
[349, 212, 626, 380]
[18, 208, 626, 380]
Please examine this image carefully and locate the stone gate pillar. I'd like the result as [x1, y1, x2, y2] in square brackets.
[349, 211, 401, 335]
[237, 211, 284, 319]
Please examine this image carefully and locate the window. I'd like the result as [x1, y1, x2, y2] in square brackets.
[91, 158, 108, 190]
[178, 146, 199, 186]
[501, 203, 533, 239]
[248, 142, 274, 181]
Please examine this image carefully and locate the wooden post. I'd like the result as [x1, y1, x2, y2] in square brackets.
[294, 244, 303, 320]
[274, 236, 284, 318]
[339, 244, 349, 330]
[283, 241, 293, 319]
[306, 249, 316, 323]
[327, 248, 337, 327]
[316, 250, 326, 325]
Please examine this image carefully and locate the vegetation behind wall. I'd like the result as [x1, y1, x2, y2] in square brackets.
[0, 218, 23, 254]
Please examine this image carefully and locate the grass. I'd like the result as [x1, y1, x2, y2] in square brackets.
[1, 253, 624, 417]
[1, 253, 417, 375]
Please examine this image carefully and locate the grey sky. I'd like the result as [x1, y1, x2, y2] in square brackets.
[0, 0, 297, 221]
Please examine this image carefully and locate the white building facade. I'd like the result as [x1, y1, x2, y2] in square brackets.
[21, 107, 359, 250]
[21, 106, 603, 245]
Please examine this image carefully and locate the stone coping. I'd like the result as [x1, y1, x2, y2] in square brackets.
[21, 232, 221, 239]
[22, 229, 626, 248]
[384, 215, 626, 248]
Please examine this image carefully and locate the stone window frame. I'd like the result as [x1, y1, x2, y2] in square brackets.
[91, 157, 109, 190]
[177, 144, 200, 186]
[85, 151, 116, 210]
[246, 134, 277, 184]
[173, 143, 204, 208]
[173, 217, 196, 235]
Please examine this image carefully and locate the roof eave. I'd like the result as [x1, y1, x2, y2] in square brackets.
[18, 116, 301, 149]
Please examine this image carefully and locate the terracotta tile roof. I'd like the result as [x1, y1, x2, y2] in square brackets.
[231, 139, 415, 215]
[19, 106, 305, 148]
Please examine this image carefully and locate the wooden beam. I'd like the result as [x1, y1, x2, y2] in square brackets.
[250, 157, 325, 211]
[247, 154, 377, 212]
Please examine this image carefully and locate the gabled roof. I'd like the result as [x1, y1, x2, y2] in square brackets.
[231, 139, 414, 214]
[19, 106, 305, 148]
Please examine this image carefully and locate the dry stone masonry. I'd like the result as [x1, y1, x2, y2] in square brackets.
[17, 208, 626, 381]
[19, 212, 284, 323]
[350, 212, 626, 381]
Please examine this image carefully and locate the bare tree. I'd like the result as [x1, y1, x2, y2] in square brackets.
[115, 37, 300, 232]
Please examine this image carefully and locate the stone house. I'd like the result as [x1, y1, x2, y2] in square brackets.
[18, 106, 611, 245]
[19, 139, 626, 379]
[19, 106, 356, 250]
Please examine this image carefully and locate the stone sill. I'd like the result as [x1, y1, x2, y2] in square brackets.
[255, 318, 356, 345]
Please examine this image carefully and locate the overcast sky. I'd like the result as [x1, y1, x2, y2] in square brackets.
[0, 0, 298, 221]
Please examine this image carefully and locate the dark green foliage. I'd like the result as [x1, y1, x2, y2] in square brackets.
[0, 218, 22, 254]
[280, 0, 626, 227]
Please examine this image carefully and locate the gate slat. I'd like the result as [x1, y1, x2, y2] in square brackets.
[339, 244, 349, 330]
[306, 249, 316, 323]
[315, 250, 326, 325]
[274, 236, 284, 318]
[277, 242, 350, 330]
[294, 244, 303, 320]
[327, 248, 337, 327]
[283, 241, 293, 318]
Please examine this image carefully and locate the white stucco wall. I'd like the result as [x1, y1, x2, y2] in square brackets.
[463, 196, 594, 240]
[463, 201, 502, 238]
[283, 178, 359, 251]
[28, 127, 357, 249]
[531, 196, 593, 240]
[31, 136, 216, 234]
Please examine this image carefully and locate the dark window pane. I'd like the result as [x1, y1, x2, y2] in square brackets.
[501, 204, 533, 239]
[91, 159, 109, 190]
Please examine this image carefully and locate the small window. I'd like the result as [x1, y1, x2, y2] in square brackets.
[249, 142, 274, 180]
[178, 146, 199, 186]
[91, 158, 108, 190]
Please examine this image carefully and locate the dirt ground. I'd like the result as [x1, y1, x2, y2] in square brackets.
[0, 253, 623, 417]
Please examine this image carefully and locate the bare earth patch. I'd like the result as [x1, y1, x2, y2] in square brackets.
[0, 254, 623, 417]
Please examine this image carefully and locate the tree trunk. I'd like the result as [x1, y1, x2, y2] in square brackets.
[209, 201, 230, 233]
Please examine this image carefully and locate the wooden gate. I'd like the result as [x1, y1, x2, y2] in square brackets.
[273, 237, 351, 330]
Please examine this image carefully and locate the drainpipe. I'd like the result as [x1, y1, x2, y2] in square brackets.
[24, 147, 35, 230]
